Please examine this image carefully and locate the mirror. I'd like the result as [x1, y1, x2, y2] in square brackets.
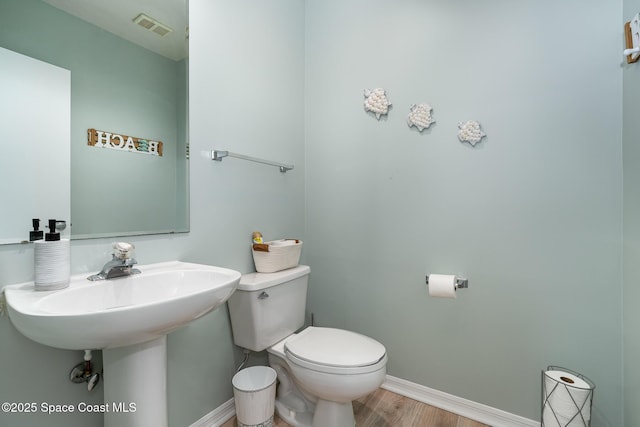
[0, 0, 189, 243]
[0, 47, 70, 244]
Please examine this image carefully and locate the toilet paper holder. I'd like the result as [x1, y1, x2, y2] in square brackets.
[425, 275, 469, 289]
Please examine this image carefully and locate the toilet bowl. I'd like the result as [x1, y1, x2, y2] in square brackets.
[268, 327, 387, 427]
[227, 266, 388, 427]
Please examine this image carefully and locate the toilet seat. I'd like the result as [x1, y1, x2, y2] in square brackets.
[284, 327, 386, 375]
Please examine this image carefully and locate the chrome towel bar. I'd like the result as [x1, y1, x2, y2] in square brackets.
[212, 150, 294, 173]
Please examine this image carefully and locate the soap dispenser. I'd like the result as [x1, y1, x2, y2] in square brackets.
[29, 218, 43, 241]
[45, 219, 60, 241]
[34, 218, 70, 291]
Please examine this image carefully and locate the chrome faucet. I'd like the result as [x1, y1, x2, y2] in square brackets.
[87, 242, 141, 281]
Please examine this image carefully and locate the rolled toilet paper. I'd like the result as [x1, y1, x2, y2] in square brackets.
[428, 274, 457, 299]
[542, 369, 593, 426]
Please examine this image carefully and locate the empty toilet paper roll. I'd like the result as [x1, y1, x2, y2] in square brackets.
[428, 274, 457, 298]
[542, 369, 593, 427]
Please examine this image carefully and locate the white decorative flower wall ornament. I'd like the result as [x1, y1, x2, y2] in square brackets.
[457, 120, 486, 146]
[407, 103, 435, 132]
[364, 88, 392, 119]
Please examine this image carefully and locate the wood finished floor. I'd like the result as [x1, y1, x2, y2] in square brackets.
[222, 387, 489, 427]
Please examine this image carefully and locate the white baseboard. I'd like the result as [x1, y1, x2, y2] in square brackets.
[188, 397, 235, 427]
[382, 375, 539, 427]
[188, 375, 539, 427]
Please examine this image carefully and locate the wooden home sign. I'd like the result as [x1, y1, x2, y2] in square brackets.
[87, 128, 163, 157]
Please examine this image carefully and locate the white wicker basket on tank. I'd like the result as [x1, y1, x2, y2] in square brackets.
[252, 239, 303, 273]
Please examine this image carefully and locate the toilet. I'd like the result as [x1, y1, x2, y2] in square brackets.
[227, 265, 387, 427]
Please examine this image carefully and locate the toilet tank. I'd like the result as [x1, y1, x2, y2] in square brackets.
[227, 265, 310, 352]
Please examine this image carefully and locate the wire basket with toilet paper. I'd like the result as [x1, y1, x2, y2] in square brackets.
[541, 366, 595, 427]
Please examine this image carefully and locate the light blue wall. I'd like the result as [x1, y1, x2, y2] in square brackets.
[623, 1, 640, 426]
[181, 0, 305, 422]
[0, 0, 304, 426]
[304, 1, 623, 425]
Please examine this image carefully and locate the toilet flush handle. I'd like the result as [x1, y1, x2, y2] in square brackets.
[258, 291, 269, 300]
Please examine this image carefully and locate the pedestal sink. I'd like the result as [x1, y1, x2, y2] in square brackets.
[3, 261, 241, 427]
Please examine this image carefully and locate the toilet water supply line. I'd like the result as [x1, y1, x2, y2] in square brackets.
[0, 291, 6, 317]
[236, 349, 252, 372]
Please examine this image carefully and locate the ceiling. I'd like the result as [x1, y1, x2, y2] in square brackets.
[42, 0, 188, 61]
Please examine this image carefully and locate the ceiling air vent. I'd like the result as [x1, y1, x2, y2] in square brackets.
[133, 13, 173, 37]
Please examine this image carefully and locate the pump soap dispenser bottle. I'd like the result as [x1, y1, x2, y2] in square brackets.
[34, 219, 70, 291]
[45, 219, 60, 241]
[29, 218, 43, 241]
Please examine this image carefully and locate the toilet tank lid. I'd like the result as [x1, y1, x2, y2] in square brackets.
[239, 265, 310, 291]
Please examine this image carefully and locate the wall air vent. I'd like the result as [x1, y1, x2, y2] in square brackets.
[133, 13, 173, 37]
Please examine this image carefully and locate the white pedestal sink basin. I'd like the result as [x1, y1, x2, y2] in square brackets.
[3, 261, 241, 427]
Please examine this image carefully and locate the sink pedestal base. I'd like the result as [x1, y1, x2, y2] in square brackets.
[103, 336, 168, 427]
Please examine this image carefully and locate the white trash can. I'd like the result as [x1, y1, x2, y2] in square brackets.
[232, 366, 277, 427]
